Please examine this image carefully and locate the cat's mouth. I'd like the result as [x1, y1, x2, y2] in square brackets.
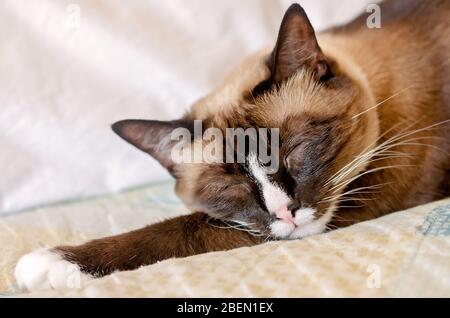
[269, 205, 335, 240]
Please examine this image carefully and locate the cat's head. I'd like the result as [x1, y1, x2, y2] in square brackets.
[112, 4, 379, 239]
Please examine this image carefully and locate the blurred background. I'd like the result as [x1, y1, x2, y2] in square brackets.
[0, 0, 377, 215]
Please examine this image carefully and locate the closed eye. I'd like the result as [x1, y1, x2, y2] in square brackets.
[284, 143, 305, 173]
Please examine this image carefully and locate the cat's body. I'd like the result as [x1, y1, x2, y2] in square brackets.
[15, 0, 449, 291]
[323, 0, 450, 226]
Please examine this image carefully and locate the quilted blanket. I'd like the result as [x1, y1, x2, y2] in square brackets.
[1, 181, 449, 297]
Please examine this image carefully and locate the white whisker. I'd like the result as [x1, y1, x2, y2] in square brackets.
[324, 119, 449, 190]
[330, 164, 415, 194]
[352, 86, 413, 120]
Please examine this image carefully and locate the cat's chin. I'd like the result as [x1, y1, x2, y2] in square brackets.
[270, 207, 334, 240]
[270, 220, 296, 239]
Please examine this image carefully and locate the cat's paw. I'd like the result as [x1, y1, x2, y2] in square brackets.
[15, 249, 91, 292]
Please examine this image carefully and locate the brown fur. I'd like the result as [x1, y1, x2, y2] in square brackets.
[177, 0, 450, 226]
[56, 0, 449, 277]
[55, 213, 260, 277]
[324, 0, 450, 225]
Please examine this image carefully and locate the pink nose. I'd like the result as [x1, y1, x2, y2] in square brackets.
[274, 205, 294, 224]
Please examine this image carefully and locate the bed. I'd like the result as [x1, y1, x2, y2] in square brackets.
[2, 181, 449, 297]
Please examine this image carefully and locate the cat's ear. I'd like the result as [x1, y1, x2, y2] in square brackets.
[112, 119, 191, 177]
[269, 3, 331, 84]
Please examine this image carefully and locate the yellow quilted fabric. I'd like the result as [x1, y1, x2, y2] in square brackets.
[1, 188, 449, 297]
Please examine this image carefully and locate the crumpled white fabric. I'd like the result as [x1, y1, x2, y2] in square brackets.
[0, 0, 375, 214]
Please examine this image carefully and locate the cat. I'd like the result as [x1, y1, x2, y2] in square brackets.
[15, 0, 449, 292]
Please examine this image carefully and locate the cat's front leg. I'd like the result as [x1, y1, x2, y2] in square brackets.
[15, 212, 261, 292]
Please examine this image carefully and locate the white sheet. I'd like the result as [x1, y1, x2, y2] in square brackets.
[0, 0, 375, 214]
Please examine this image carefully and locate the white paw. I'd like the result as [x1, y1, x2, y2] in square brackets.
[15, 249, 91, 292]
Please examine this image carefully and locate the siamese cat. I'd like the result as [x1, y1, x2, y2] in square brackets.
[15, 0, 449, 291]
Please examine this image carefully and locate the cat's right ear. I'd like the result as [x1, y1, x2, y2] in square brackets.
[268, 3, 331, 84]
[112, 119, 192, 177]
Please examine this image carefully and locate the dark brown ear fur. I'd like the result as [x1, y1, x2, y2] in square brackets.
[267, 4, 332, 86]
[112, 119, 192, 176]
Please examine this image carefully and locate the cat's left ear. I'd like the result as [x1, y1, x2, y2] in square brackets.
[112, 119, 192, 177]
[269, 3, 332, 84]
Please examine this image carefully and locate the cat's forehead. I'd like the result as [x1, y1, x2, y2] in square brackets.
[189, 53, 355, 130]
